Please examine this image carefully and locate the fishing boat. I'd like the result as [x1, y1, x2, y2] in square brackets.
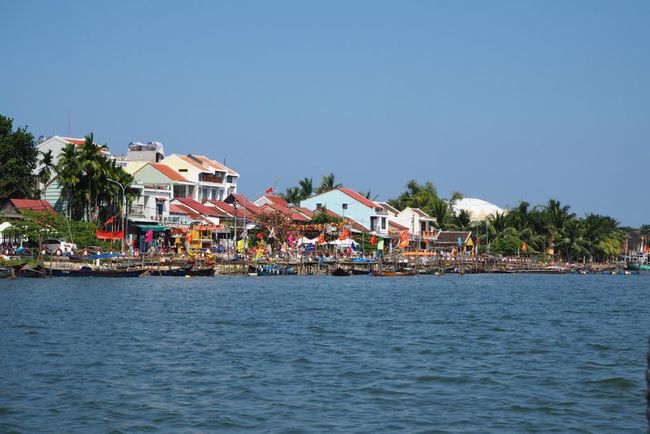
[148, 266, 214, 277]
[624, 263, 650, 271]
[371, 270, 417, 277]
[252, 265, 297, 276]
[18, 266, 47, 278]
[50, 266, 145, 277]
[624, 253, 650, 271]
[331, 267, 350, 276]
[0, 267, 11, 278]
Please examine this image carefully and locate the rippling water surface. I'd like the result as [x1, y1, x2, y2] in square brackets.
[0, 274, 648, 432]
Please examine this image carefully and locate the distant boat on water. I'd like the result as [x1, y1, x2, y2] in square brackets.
[50, 267, 145, 277]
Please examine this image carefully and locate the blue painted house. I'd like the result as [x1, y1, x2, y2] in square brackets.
[300, 187, 389, 237]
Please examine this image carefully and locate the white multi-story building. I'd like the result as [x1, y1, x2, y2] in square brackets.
[162, 154, 238, 202]
[35, 135, 112, 213]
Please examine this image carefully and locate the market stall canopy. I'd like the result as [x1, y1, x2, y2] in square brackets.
[135, 224, 167, 232]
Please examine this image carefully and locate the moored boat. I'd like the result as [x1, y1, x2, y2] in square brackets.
[331, 268, 350, 276]
[0, 267, 11, 278]
[50, 267, 145, 277]
[371, 270, 417, 277]
[148, 266, 214, 277]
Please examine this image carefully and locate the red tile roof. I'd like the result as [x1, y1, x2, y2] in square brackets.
[228, 194, 260, 216]
[337, 187, 378, 209]
[293, 207, 315, 219]
[192, 155, 239, 177]
[151, 163, 189, 182]
[169, 204, 210, 222]
[206, 200, 248, 218]
[174, 198, 223, 218]
[389, 220, 409, 231]
[177, 155, 206, 171]
[343, 217, 369, 233]
[260, 203, 310, 222]
[10, 199, 56, 214]
[62, 137, 86, 145]
[262, 194, 289, 208]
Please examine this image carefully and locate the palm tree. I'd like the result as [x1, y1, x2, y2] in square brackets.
[430, 199, 450, 230]
[56, 143, 82, 219]
[281, 187, 302, 206]
[316, 173, 342, 194]
[360, 189, 378, 201]
[539, 199, 576, 248]
[37, 149, 55, 195]
[298, 177, 313, 199]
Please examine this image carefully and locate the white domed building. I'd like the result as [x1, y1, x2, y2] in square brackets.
[453, 198, 504, 222]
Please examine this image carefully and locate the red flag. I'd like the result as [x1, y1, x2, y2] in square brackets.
[104, 216, 115, 226]
[338, 229, 350, 240]
[256, 231, 264, 240]
[399, 230, 409, 249]
[145, 230, 153, 243]
[265, 187, 273, 194]
[370, 235, 377, 245]
[318, 233, 325, 244]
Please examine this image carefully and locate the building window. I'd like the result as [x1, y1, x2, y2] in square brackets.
[316, 203, 322, 209]
[179, 168, 188, 172]
[342, 203, 348, 210]
[381, 217, 386, 229]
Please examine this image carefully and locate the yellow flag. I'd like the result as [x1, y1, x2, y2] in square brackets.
[237, 239, 244, 252]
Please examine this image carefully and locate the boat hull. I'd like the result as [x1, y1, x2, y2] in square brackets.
[625, 263, 650, 271]
[371, 271, 417, 277]
[50, 269, 145, 277]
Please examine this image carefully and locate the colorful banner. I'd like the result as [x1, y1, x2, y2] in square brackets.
[95, 230, 124, 240]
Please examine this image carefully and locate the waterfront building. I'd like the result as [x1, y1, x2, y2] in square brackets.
[35, 136, 112, 212]
[124, 162, 194, 224]
[429, 231, 475, 254]
[163, 154, 238, 202]
[299, 187, 389, 237]
[392, 207, 438, 246]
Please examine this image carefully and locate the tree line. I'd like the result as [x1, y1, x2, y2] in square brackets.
[0, 114, 137, 225]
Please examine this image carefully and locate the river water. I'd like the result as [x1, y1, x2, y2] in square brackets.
[0, 274, 647, 433]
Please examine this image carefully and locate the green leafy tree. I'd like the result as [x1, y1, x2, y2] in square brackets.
[0, 115, 39, 199]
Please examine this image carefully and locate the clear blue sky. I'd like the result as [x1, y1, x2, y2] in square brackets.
[2, 1, 648, 226]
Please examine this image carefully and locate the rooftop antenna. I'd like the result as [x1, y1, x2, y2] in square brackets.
[67, 112, 71, 136]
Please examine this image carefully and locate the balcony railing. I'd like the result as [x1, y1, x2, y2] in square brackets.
[422, 230, 439, 239]
[199, 173, 225, 184]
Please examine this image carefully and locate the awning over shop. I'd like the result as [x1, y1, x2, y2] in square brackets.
[135, 224, 167, 232]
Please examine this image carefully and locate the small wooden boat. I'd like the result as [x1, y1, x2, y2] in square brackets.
[18, 266, 47, 278]
[331, 268, 350, 276]
[149, 266, 214, 277]
[50, 267, 145, 277]
[371, 270, 417, 277]
[0, 267, 11, 278]
[253, 265, 297, 276]
[351, 269, 371, 275]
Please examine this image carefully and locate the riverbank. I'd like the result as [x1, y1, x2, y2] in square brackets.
[1, 254, 635, 278]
